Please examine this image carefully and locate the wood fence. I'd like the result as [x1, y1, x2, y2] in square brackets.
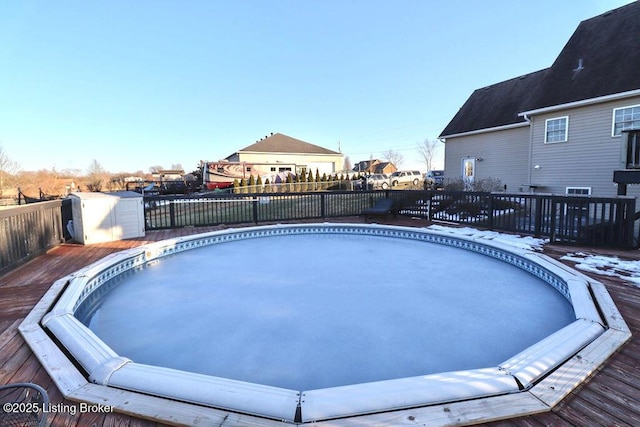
[0, 200, 64, 275]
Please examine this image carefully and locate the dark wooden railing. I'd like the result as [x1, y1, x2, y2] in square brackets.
[423, 191, 637, 248]
[625, 130, 640, 169]
[143, 190, 638, 249]
[0, 200, 64, 274]
[0, 191, 636, 276]
[143, 191, 400, 229]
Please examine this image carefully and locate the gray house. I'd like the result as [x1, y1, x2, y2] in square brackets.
[440, 2, 640, 198]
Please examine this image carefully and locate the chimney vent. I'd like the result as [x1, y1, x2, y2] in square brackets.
[574, 58, 584, 72]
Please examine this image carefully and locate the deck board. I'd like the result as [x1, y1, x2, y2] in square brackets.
[1, 218, 639, 426]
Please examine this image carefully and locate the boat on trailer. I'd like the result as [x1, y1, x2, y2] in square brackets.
[203, 161, 298, 190]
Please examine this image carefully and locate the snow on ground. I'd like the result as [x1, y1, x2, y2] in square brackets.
[561, 252, 640, 285]
[427, 224, 548, 252]
[427, 224, 640, 286]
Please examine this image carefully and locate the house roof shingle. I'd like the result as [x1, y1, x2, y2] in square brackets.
[232, 133, 340, 156]
[439, 69, 547, 136]
[440, 1, 640, 138]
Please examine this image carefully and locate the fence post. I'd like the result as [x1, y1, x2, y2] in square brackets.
[252, 196, 259, 224]
[534, 195, 543, 237]
[169, 199, 176, 228]
[622, 198, 636, 249]
[549, 198, 557, 244]
[487, 193, 494, 230]
[320, 193, 326, 218]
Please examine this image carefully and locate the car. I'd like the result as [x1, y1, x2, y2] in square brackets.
[389, 170, 422, 187]
[365, 173, 390, 190]
[424, 170, 444, 190]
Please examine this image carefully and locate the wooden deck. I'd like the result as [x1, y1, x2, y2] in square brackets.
[1, 218, 639, 426]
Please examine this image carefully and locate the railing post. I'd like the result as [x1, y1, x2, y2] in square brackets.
[487, 193, 494, 230]
[169, 199, 176, 228]
[549, 198, 557, 244]
[252, 196, 259, 224]
[534, 195, 543, 237]
[622, 198, 636, 249]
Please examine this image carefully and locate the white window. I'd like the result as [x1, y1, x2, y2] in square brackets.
[566, 187, 591, 195]
[545, 116, 569, 143]
[612, 104, 640, 136]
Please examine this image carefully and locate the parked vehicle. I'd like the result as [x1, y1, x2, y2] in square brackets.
[389, 170, 422, 187]
[366, 174, 390, 190]
[424, 170, 445, 190]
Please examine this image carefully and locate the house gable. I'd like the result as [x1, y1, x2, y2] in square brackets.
[374, 162, 396, 174]
[441, 1, 640, 138]
[533, 3, 640, 109]
[354, 159, 381, 173]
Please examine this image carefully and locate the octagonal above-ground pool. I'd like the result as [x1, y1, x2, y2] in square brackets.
[20, 223, 630, 426]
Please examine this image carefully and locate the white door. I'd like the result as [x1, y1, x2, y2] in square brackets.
[461, 157, 475, 186]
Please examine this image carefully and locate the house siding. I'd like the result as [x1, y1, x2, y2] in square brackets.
[234, 152, 343, 175]
[530, 96, 640, 198]
[443, 126, 530, 192]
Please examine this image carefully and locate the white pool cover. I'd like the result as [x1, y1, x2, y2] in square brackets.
[22, 223, 630, 425]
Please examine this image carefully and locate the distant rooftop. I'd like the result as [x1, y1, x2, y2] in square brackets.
[230, 133, 341, 157]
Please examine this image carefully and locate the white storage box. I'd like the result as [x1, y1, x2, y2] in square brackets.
[69, 191, 145, 244]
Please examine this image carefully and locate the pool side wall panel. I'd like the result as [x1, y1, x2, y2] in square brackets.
[300, 367, 519, 422]
[106, 363, 301, 422]
[498, 319, 605, 388]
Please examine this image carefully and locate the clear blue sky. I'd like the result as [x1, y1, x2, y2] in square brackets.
[0, 0, 634, 174]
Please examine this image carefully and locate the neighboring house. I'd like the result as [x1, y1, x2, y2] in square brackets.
[353, 159, 397, 175]
[225, 132, 344, 176]
[440, 2, 640, 198]
[152, 169, 184, 181]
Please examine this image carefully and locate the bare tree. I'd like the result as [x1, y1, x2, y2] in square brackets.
[417, 138, 442, 172]
[86, 159, 107, 192]
[382, 149, 404, 169]
[108, 173, 130, 191]
[149, 165, 164, 174]
[15, 168, 80, 198]
[0, 143, 20, 196]
[343, 155, 352, 172]
[37, 167, 62, 196]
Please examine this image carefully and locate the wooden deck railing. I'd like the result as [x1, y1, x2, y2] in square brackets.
[423, 191, 637, 248]
[0, 191, 636, 276]
[143, 190, 638, 249]
[625, 130, 640, 168]
[0, 200, 64, 275]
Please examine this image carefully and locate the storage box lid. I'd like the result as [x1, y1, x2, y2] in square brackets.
[69, 191, 142, 200]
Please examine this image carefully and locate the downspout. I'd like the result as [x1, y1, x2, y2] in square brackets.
[438, 137, 446, 178]
[522, 113, 533, 189]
